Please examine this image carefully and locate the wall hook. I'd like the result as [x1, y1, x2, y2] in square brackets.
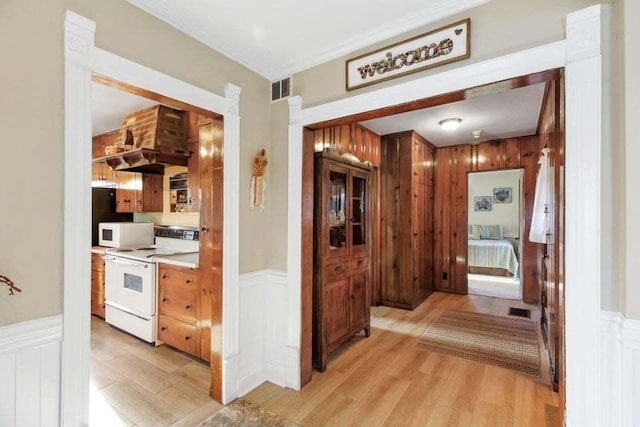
[0, 275, 22, 296]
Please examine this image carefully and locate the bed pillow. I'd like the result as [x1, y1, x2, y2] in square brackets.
[468, 224, 483, 240]
[478, 224, 503, 240]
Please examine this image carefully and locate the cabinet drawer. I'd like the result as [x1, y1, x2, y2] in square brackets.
[158, 265, 200, 291]
[324, 261, 350, 282]
[351, 257, 369, 273]
[158, 315, 197, 355]
[91, 254, 105, 272]
[158, 286, 197, 324]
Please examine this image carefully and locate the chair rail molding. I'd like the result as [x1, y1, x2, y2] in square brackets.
[0, 315, 63, 427]
[601, 311, 640, 427]
[287, 5, 606, 426]
[64, 10, 242, 425]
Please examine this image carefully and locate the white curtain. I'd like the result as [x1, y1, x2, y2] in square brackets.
[529, 148, 549, 244]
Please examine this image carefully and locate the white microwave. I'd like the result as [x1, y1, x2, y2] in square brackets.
[98, 222, 155, 248]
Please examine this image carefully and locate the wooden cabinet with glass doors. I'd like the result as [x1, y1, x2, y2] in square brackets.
[313, 150, 372, 372]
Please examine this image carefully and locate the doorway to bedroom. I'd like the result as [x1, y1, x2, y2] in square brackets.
[467, 169, 524, 300]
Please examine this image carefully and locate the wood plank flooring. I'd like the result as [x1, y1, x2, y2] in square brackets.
[90, 317, 222, 427]
[90, 291, 559, 426]
[244, 291, 559, 427]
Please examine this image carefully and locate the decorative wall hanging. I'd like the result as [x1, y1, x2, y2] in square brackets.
[0, 274, 22, 296]
[493, 187, 513, 203]
[474, 196, 492, 212]
[345, 18, 470, 91]
[250, 149, 268, 210]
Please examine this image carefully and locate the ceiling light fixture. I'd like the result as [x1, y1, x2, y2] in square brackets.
[438, 118, 462, 131]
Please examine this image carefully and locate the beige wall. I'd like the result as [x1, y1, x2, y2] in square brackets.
[272, 0, 627, 313]
[0, 0, 632, 326]
[624, 0, 640, 319]
[0, 0, 273, 326]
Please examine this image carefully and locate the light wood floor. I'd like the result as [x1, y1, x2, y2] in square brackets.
[90, 317, 222, 427]
[90, 292, 559, 426]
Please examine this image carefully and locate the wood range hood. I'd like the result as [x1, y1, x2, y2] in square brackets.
[93, 148, 190, 175]
[93, 104, 191, 175]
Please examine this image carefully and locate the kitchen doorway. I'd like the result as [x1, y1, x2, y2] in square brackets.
[64, 14, 241, 422]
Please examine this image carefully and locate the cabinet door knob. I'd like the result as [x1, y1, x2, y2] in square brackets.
[184, 336, 191, 341]
[201, 227, 209, 232]
[162, 297, 168, 303]
[162, 274, 168, 279]
[161, 326, 167, 331]
[185, 304, 192, 311]
[186, 279, 192, 285]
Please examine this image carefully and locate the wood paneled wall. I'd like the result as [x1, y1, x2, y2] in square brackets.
[433, 145, 472, 294]
[380, 131, 435, 309]
[313, 123, 381, 166]
[433, 135, 544, 302]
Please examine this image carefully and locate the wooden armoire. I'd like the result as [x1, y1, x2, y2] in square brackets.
[313, 149, 372, 372]
[380, 131, 435, 310]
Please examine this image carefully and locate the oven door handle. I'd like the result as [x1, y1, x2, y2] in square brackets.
[104, 256, 151, 269]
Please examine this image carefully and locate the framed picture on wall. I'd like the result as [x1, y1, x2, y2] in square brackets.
[493, 187, 513, 203]
[474, 196, 492, 212]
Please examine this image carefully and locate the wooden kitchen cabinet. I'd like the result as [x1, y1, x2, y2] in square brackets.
[313, 150, 372, 372]
[113, 171, 163, 213]
[157, 263, 203, 359]
[92, 131, 118, 187]
[90, 252, 106, 318]
[380, 131, 435, 310]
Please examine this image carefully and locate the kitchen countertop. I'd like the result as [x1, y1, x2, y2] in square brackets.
[154, 252, 199, 269]
[91, 246, 108, 255]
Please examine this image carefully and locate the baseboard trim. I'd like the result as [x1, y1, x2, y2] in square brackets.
[0, 315, 63, 355]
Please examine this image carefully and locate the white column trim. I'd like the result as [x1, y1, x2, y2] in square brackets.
[286, 96, 303, 390]
[287, 5, 604, 426]
[564, 5, 605, 426]
[63, 10, 242, 423]
[63, 11, 95, 426]
[222, 82, 242, 404]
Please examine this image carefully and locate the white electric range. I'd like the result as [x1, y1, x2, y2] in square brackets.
[103, 225, 199, 343]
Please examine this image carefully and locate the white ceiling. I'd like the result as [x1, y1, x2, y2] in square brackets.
[125, 0, 490, 80]
[359, 82, 546, 146]
[91, 82, 160, 136]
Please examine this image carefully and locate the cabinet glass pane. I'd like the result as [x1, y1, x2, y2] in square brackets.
[329, 171, 347, 250]
[352, 176, 366, 246]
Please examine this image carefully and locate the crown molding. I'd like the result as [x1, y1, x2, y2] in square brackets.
[125, 0, 491, 80]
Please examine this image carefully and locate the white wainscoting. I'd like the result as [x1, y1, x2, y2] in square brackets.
[601, 311, 640, 427]
[237, 270, 289, 396]
[0, 315, 63, 427]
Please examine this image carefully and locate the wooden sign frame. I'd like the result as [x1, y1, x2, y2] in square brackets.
[345, 18, 471, 91]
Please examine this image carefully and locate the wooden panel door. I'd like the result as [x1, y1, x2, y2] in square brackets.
[349, 272, 368, 329]
[197, 118, 224, 401]
[141, 174, 163, 212]
[324, 280, 351, 345]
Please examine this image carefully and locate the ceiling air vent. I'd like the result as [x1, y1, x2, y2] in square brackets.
[271, 77, 291, 102]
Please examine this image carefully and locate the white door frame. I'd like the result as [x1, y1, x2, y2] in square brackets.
[288, 5, 605, 426]
[63, 11, 241, 425]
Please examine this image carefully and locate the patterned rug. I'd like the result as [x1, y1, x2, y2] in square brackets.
[197, 399, 298, 427]
[417, 310, 541, 377]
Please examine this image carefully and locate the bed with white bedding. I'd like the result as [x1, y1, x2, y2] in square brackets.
[467, 238, 519, 276]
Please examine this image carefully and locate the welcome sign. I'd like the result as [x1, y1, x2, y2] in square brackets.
[346, 19, 470, 91]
